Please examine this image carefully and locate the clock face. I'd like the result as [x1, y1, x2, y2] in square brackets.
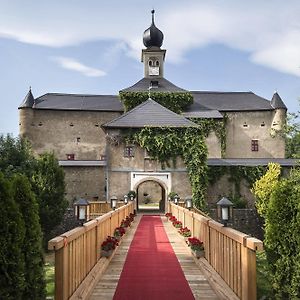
[149, 66, 159, 76]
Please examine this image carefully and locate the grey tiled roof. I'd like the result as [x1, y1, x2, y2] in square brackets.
[182, 110, 223, 119]
[19, 89, 35, 108]
[190, 91, 274, 112]
[31, 93, 123, 111]
[102, 98, 197, 128]
[271, 92, 287, 110]
[120, 77, 186, 93]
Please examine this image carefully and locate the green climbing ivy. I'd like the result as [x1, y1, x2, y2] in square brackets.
[207, 165, 267, 197]
[126, 127, 208, 210]
[191, 117, 227, 157]
[118, 91, 229, 211]
[119, 91, 193, 113]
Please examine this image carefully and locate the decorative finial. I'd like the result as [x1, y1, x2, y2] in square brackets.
[151, 9, 155, 24]
[29, 86, 31, 91]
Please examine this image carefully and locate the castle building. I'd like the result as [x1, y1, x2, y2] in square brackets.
[19, 11, 288, 210]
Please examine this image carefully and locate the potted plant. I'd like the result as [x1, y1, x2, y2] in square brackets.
[101, 236, 119, 257]
[187, 237, 205, 258]
[179, 227, 191, 238]
[165, 212, 172, 218]
[173, 220, 183, 229]
[127, 190, 136, 201]
[168, 191, 177, 201]
[114, 227, 126, 240]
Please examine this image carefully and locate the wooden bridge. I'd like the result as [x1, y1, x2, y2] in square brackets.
[48, 202, 263, 300]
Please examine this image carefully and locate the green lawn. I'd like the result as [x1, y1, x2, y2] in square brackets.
[257, 251, 273, 299]
[45, 253, 55, 299]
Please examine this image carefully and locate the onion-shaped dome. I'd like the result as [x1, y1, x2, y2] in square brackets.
[143, 10, 164, 48]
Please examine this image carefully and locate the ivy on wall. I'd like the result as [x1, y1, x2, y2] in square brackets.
[207, 165, 267, 202]
[126, 127, 208, 210]
[191, 117, 227, 157]
[118, 91, 229, 210]
[119, 91, 193, 113]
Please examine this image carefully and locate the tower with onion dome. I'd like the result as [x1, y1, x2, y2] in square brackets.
[142, 10, 166, 78]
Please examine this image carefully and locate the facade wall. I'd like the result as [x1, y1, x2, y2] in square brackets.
[225, 110, 285, 158]
[19, 109, 120, 160]
[63, 166, 106, 203]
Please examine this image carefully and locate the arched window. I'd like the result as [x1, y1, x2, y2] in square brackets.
[148, 60, 153, 66]
[155, 60, 159, 67]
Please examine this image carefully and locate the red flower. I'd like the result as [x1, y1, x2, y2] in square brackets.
[101, 236, 119, 251]
[187, 237, 204, 251]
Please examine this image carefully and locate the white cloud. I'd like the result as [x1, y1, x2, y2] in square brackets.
[1, 1, 300, 77]
[52, 57, 106, 77]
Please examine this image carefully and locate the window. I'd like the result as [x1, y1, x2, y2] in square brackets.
[124, 146, 134, 157]
[243, 122, 248, 128]
[66, 154, 75, 160]
[155, 60, 159, 67]
[251, 140, 259, 152]
[76, 137, 81, 143]
[148, 60, 153, 66]
[150, 80, 159, 88]
[260, 122, 265, 127]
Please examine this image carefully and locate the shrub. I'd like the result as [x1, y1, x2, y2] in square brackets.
[12, 174, 46, 299]
[0, 172, 25, 299]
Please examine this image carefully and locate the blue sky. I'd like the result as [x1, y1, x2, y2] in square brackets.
[0, 0, 300, 136]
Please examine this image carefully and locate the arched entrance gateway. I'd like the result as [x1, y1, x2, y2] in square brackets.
[131, 172, 171, 213]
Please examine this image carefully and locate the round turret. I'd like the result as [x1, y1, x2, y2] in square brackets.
[143, 10, 164, 48]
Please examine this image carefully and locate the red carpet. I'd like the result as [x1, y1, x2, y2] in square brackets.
[113, 215, 195, 300]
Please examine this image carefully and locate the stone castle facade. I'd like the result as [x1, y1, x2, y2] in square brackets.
[19, 11, 287, 210]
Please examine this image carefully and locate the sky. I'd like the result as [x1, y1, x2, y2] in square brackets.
[0, 0, 300, 136]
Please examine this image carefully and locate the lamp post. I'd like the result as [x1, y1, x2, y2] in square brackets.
[111, 196, 118, 210]
[174, 194, 180, 205]
[185, 196, 193, 210]
[216, 197, 234, 227]
[74, 198, 89, 225]
[124, 194, 128, 204]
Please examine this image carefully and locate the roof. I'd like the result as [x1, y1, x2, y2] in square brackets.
[207, 158, 298, 167]
[19, 89, 35, 108]
[189, 91, 274, 112]
[271, 92, 287, 110]
[120, 77, 186, 93]
[182, 110, 223, 119]
[102, 98, 197, 128]
[27, 93, 123, 112]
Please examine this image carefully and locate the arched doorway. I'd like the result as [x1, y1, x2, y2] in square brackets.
[136, 180, 166, 212]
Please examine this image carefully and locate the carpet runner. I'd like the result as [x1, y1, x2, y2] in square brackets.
[113, 215, 195, 300]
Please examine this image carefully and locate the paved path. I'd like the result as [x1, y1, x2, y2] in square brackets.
[89, 214, 220, 300]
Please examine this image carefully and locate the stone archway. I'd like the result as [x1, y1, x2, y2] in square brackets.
[131, 172, 171, 212]
[136, 180, 166, 212]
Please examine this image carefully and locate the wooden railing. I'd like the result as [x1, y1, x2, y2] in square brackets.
[168, 202, 263, 300]
[88, 201, 125, 219]
[48, 202, 134, 300]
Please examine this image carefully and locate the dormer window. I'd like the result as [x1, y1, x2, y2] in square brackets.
[150, 81, 159, 88]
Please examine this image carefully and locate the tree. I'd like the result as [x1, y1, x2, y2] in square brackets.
[12, 174, 46, 299]
[0, 135, 68, 247]
[32, 152, 68, 244]
[0, 173, 25, 299]
[253, 165, 300, 298]
[286, 100, 300, 158]
[0, 135, 36, 177]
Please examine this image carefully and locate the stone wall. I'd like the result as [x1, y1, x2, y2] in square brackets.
[19, 109, 120, 160]
[210, 208, 264, 240]
[63, 166, 106, 203]
[225, 110, 285, 158]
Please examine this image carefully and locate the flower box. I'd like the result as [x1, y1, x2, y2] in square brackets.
[101, 249, 113, 258]
[191, 249, 205, 259]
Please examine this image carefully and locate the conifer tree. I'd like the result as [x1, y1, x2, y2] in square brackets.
[0, 172, 25, 299]
[32, 152, 68, 245]
[12, 174, 46, 299]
